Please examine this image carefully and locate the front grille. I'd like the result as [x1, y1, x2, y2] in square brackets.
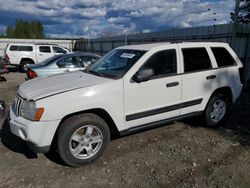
[13, 95, 23, 116]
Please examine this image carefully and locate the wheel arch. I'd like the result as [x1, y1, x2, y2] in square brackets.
[210, 86, 233, 103]
[55, 108, 120, 142]
[20, 58, 35, 64]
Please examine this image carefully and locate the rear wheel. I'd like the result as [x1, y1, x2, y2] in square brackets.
[57, 113, 110, 167]
[19, 61, 33, 73]
[204, 93, 229, 127]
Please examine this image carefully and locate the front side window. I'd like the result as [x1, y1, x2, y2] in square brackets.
[53, 46, 66, 53]
[39, 46, 51, 53]
[57, 57, 80, 68]
[79, 56, 99, 67]
[87, 49, 146, 79]
[140, 49, 177, 79]
[182, 48, 212, 73]
[211, 47, 236, 67]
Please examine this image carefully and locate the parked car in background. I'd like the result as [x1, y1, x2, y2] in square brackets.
[4, 43, 69, 72]
[9, 42, 243, 167]
[26, 53, 101, 79]
[0, 59, 8, 81]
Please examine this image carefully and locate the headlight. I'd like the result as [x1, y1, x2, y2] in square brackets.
[20, 100, 44, 121]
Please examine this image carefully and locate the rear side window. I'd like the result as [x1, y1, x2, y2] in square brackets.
[9, 45, 33, 51]
[182, 48, 212, 73]
[211, 47, 236, 67]
[39, 46, 51, 53]
[141, 49, 177, 79]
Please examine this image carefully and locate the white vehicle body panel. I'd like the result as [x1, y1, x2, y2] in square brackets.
[123, 44, 182, 127]
[9, 42, 243, 152]
[5, 43, 69, 65]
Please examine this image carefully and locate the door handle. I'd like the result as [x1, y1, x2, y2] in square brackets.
[166, 82, 179, 87]
[206, 75, 216, 80]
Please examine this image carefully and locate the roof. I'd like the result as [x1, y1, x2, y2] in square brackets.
[117, 42, 227, 51]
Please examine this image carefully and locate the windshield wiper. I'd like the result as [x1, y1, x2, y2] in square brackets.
[87, 70, 104, 77]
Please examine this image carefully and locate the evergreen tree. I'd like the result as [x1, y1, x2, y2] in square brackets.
[4, 20, 44, 38]
[231, 0, 250, 23]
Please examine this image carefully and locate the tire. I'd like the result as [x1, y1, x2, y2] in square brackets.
[19, 61, 32, 73]
[204, 93, 229, 127]
[57, 113, 110, 167]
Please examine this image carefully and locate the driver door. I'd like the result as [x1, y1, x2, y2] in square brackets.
[124, 47, 182, 129]
[56, 56, 81, 72]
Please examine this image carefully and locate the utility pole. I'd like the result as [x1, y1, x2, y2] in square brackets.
[125, 32, 127, 46]
[232, 0, 240, 48]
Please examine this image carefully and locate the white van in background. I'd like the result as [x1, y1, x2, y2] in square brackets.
[4, 43, 69, 72]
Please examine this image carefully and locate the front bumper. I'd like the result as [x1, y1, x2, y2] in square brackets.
[9, 106, 60, 153]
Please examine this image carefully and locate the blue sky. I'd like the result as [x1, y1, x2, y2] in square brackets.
[0, 0, 235, 38]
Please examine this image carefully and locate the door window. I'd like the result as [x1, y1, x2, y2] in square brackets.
[79, 56, 99, 67]
[39, 46, 51, 53]
[182, 48, 212, 73]
[53, 46, 66, 53]
[140, 49, 177, 79]
[57, 57, 80, 68]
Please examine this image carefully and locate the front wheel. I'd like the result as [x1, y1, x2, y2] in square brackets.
[204, 94, 229, 127]
[57, 113, 110, 167]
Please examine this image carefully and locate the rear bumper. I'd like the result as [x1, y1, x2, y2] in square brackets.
[9, 106, 60, 153]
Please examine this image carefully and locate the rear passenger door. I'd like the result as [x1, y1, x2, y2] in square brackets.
[37, 45, 53, 63]
[179, 44, 218, 115]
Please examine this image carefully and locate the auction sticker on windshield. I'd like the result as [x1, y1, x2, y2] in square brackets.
[120, 53, 136, 59]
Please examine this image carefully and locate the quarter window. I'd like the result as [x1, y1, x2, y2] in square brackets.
[39, 46, 51, 53]
[9, 45, 33, 51]
[211, 47, 236, 67]
[182, 48, 212, 73]
[140, 49, 177, 79]
[9, 45, 18, 51]
[18, 46, 33, 51]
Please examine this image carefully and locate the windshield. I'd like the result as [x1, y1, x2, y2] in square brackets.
[38, 55, 63, 66]
[87, 49, 146, 79]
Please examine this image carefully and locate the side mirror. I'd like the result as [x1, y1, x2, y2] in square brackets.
[133, 68, 154, 83]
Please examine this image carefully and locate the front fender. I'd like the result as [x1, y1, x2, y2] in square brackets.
[36, 80, 126, 131]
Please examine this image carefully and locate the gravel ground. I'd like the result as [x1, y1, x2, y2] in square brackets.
[0, 72, 250, 188]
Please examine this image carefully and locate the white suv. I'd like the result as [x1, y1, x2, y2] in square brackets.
[9, 42, 244, 166]
[4, 43, 69, 72]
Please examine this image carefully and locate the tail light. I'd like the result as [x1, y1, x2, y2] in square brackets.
[4, 53, 9, 62]
[27, 69, 37, 79]
[239, 67, 245, 84]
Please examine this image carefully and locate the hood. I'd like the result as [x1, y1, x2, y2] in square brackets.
[18, 71, 112, 101]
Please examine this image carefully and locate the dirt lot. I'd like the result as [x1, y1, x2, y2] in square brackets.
[0, 72, 250, 188]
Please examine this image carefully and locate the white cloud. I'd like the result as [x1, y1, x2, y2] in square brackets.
[0, 0, 236, 38]
[107, 16, 131, 23]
